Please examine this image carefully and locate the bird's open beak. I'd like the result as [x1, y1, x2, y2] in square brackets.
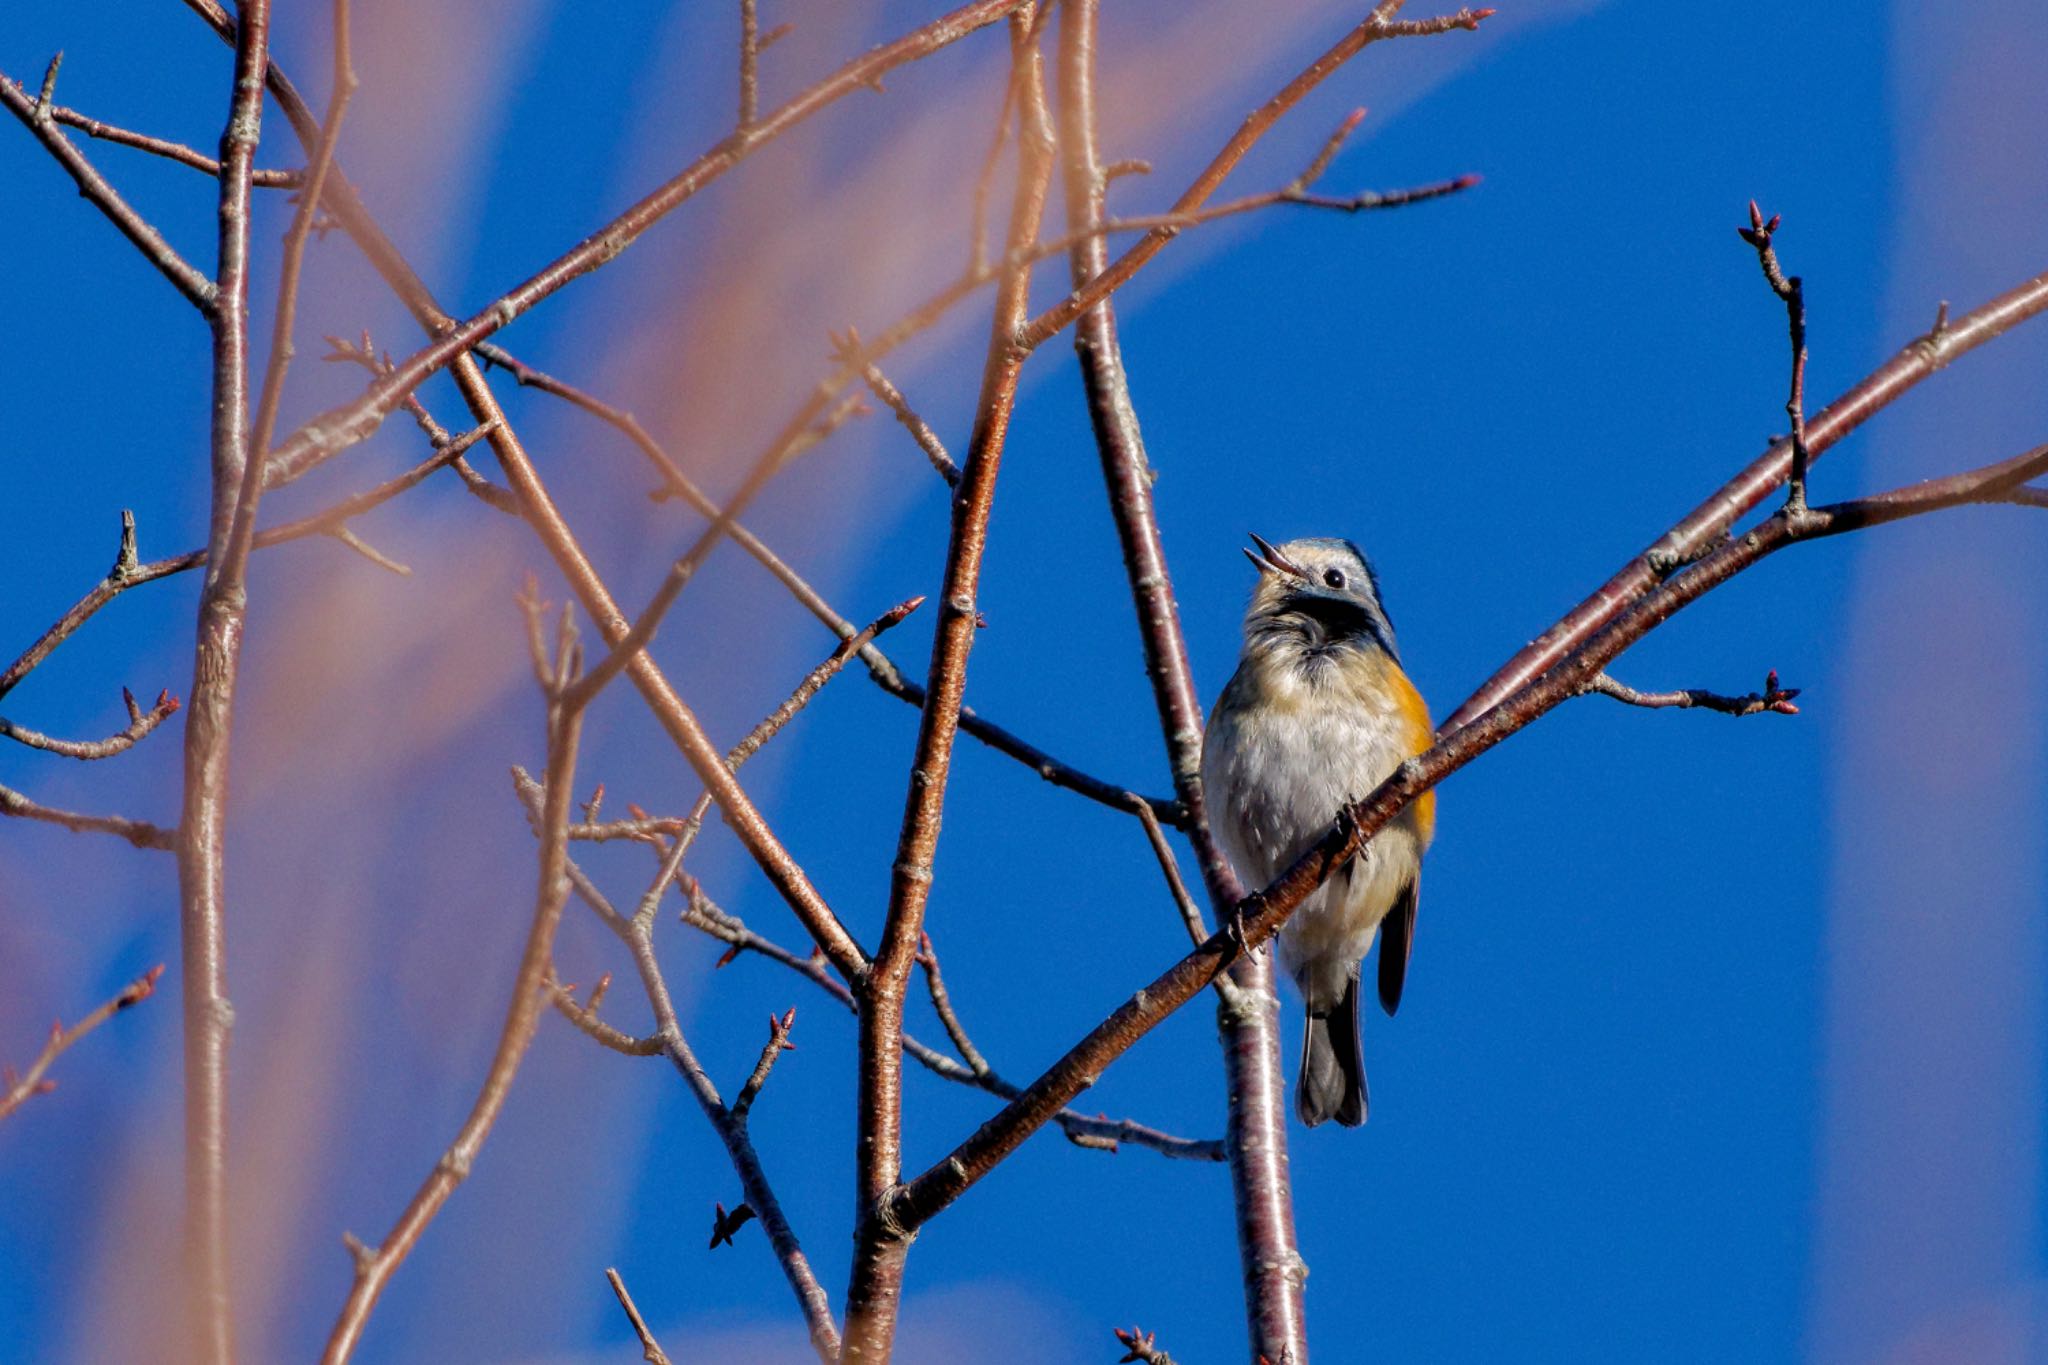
[1244, 533, 1308, 579]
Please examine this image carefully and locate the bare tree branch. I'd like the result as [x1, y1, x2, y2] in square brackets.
[32, 95, 301, 185]
[0, 54, 217, 311]
[1582, 669, 1801, 717]
[321, 610, 588, 1365]
[176, 6, 276, 1352]
[843, 13, 1060, 1355]
[0, 965, 165, 1123]
[0, 688, 181, 760]
[1446, 264, 2048, 730]
[605, 1267, 673, 1365]
[1740, 202, 1812, 511]
[879, 436, 2048, 1241]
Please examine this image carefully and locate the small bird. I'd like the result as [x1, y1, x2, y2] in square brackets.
[1201, 534, 1436, 1127]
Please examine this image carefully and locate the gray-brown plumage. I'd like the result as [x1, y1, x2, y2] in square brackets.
[1201, 535, 1436, 1127]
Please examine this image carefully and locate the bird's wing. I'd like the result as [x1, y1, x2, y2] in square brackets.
[1377, 874, 1418, 1016]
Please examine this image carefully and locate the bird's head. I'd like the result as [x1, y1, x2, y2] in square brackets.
[1240, 533, 1400, 662]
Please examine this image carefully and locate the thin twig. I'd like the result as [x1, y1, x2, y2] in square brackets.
[31, 96, 301, 185]
[0, 965, 165, 1122]
[605, 1268, 673, 1365]
[0, 423, 496, 707]
[836, 329, 962, 487]
[475, 342, 1177, 822]
[664, 598, 922, 862]
[678, 885, 1222, 1161]
[0, 688, 181, 760]
[320, 615, 588, 1365]
[1582, 670, 1801, 717]
[731, 1008, 798, 1121]
[545, 975, 660, 1056]
[0, 57, 217, 311]
[1740, 202, 1811, 511]
[914, 933, 992, 1079]
[1113, 1325, 1179, 1365]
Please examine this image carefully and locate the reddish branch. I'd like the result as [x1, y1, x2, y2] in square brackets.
[0, 54, 216, 310]
[1445, 265, 2048, 730]
[842, 15, 1059, 1358]
[678, 884, 1222, 1161]
[0, 965, 164, 1122]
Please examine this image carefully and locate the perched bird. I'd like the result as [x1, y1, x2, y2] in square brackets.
[1201, 534, 1436, 1127]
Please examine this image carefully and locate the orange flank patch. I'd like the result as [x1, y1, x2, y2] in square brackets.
[1391, 666, 1437, 843]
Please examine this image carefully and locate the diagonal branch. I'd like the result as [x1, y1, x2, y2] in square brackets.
[322, 610, 589, 1365]
[0, 55, 217, 311]
[1445, 262, 2048, 730]
[476, 341, 1178, 822]
[0, 965, 165, 1123]
[878, 437, 2048, 1240]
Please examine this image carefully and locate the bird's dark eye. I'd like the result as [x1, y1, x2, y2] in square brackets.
[1322, 568, 1346, 589]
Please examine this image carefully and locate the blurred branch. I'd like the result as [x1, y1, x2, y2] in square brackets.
[1582, 669, 1801, 717]
[324, 334, 519, 512]
[320, 608, 588, 1365]
[731, 1007, 798, 1121]
[0, 425, 495, 710]
[605, 1268, 673, 1365]
[0, 54, 217, 311]
[837, 332, 961, 488]
[0, 688, 180, 760]
[475, 341, 1179, 823]
[245, 0, 1037, 490]
[0, 965, 164, 1123]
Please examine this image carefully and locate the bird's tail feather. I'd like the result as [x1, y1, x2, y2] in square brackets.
[1296, 975, 1368, 1127]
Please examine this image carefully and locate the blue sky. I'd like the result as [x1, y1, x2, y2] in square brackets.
[3, 2, 2045, 1362]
